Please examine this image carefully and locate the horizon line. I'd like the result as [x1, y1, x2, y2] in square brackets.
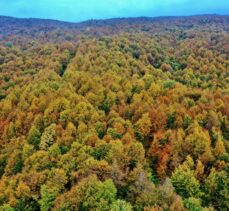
[0, 13, 228, 24]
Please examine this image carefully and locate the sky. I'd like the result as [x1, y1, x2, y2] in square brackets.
[0, 0, 229, 22]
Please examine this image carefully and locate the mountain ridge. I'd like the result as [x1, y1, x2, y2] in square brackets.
[0, 14, 228, 26]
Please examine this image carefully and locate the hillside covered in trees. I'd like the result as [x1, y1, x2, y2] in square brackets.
[0, 15, 228, 211]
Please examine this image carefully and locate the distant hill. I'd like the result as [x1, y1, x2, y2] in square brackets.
[1, 14, 228, 25]
[0, 14, 228, 34]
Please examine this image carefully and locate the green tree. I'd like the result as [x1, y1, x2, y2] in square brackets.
[110, 200, 133, 211]
[82, 178, 117, 210]
[184, 197, 202, 211]
[14, 198, 40, 211]
[27, 126, 41, 149]
[40, 124, 56, 150]
[39, 185, 58, 211]
[203, 168, 228, 209]
[0, 204, 15, 211]
[171, 157, 201, 199]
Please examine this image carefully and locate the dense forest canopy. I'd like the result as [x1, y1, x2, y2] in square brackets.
[0, 15, 228, 211]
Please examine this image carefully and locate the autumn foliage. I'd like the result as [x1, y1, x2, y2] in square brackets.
[0, 15, 228, 210]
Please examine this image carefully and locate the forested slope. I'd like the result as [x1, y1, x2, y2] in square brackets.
[0, 15, 228, 211]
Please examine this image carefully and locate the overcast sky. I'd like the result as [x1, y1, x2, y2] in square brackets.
[0, 0, 228, 22]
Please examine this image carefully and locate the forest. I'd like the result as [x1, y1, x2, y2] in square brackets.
[0, 15, 228, 211]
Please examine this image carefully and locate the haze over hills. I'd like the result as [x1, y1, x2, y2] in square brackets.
[0, 14, 228, 211]
[0, 14, 228, 41]
[0, 14, 229, 28]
